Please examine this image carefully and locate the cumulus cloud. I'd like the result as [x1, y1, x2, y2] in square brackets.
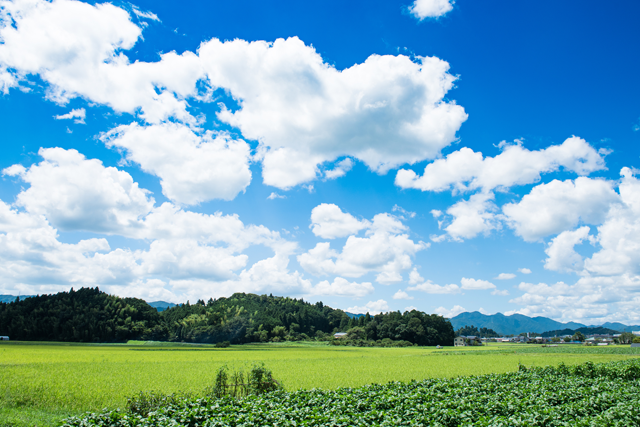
[324, 158, 354, 180]
[544, 227, 591, 273]
[393, 289, 413, 300]
[409, 0, 454, 20]
[3, 147, 153, 233]
[503, 177, 619, 242]
[102, 122, 252, 205]
[518, 268, 532, 274]
[396, 137, 606, 193]
[461, 277, 495, 291]
[304, 277, 374, 298]
[0, 0, 469, 193]
[54, 108, 85, 124]
[0, 146, 317, 301]
[582, 168, 640, 277]
[299, 211, 428, 284]
[444, 192, 499, 240]
[200, 36, 467, 188]
[309, 203, 370, 239]
[495, 273, 515, 280]
[434, 305, 466, 318]
[408, 280, 460, 294]
[346, 299, 389, 315]
[408, 268, 424, 284]
[267, 192, 286, 200]
[0, 0, 202, 124]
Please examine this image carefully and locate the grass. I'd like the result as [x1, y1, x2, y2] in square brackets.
[1, 341, 639, 426]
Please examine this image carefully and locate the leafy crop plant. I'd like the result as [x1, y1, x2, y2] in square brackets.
[63, 359, 640, 427]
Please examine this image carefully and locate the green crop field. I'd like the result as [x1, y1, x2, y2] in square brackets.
[2, 341, 640, 427]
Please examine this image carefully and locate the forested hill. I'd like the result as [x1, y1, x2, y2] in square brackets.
[0, 288, 455, 346]
[162, 293, 352, 343]
[0, 288, 163, 342]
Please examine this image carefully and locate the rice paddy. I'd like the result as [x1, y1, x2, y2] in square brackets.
[1, 341, 639, 426]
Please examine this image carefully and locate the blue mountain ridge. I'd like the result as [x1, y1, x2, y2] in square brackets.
[148, 301, 177, 312]
[0, 295, 36, 304]
[450, 311, 640, 335]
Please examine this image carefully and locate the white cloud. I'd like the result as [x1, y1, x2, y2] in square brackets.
[503, 177, 619, 242]
[103, 123, 252, 205]
[0, 0, 203, 124]
[409, 0, 454, 20]
[0, 145, 314, 300]
[0, 0, 468, 192]
[460, 277, 495, 291]
[304, 277, 374, 298]
[299, 211, 427, 284]
[544, 227, 591, 273]
[396, 137, 605, 193]
[434, 304, 466, 318]
[491, 289, 509, 296]
[507, 170, 640, 324]
[3, 147, 153, 233]
[495, 273, 515, 280]
[444, 192, 499, 240]
[309, 203, 369, 239]
[130, 5, 159, 22]
[200, 37, 467, 188]
[54, 108, 85, 124]
[404, 305, 418, 312]
[392, 205, 416, 219]
[267, 192, 286, 200]
[408, 267, 424, 284]
[582, 168, 640, 277]
[346, 299, 389, 315]
[324, 158, 354, 180]
[518, 268, 532, 274]
[408, 280, 461, 294]
[393, 289, 413, 300]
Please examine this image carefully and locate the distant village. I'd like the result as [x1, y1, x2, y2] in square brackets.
[454, 330, 640, 347]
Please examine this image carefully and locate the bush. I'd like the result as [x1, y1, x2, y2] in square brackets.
[215, 340, 230, 348]
[208, 364, 282, 399]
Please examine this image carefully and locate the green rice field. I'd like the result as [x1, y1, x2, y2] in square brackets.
[2, 341, 640, 426]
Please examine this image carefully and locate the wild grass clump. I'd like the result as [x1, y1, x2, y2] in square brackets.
[125, 363, 282, 417]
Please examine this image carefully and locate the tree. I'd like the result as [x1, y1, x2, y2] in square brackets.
[572, 331, 585, 342]
[620, 332, 635, 344]
[551, 337, 561, 343]
[563, 336, 571, 343]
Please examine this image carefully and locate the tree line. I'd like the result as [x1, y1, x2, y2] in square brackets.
[0, 287, 454, 346]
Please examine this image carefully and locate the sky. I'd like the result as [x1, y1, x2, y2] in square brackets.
[0, 0, 639, 325]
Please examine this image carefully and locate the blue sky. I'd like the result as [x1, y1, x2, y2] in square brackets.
[0, 0, 639, 324]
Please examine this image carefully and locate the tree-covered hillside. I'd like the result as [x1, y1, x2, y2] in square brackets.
[0, 288, 163, 342]
[0, 288, 454, 346]
[161, 293, 352, 343]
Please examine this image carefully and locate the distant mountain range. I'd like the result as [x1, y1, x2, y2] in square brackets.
[148, 301, 177, 312]
[450, 311, 640, 335]
[1, 295, 178, 312]
[0, 295, 36, 304]
[345, 312, 364, 319]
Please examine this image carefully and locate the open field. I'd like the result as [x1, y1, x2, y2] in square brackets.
[2, 341, 640, 426]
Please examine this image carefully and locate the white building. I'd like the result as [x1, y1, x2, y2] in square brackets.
[0, 336, 8, 341]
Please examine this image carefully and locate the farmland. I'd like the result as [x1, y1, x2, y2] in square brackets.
[2, 342, 640, 426]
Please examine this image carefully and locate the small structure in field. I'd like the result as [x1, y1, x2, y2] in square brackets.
[333, 332, 347, 339]
[0, 336, 8, 341]
[454, 337, 465, 346]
